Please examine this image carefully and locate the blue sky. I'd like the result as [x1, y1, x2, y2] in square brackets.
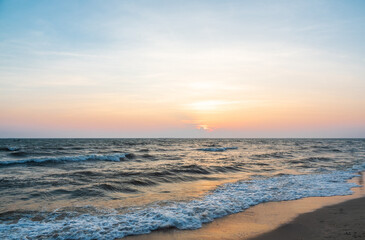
[0, 0, 365, 137]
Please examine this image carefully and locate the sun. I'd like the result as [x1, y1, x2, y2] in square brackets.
[196, 124, 214, 132]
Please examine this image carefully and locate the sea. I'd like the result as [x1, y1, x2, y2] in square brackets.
[0, 138, 364, 239]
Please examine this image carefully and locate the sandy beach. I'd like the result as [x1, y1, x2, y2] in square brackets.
[250, 196, 365, 240]
[125, 172, 365, 240]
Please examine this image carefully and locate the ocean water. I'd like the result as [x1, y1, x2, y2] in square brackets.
[0, 138, 364, 239]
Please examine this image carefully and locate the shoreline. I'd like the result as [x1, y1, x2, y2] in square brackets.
[124, 171, 365, 240]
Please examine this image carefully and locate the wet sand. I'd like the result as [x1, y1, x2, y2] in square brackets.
[250, 196, 365, 240]
[124, 172, 365, 240]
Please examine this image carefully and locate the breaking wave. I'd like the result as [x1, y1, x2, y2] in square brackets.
[0, 170, 360, 240]
[0, 146, 20, 151]
[0, 153, 128, 166]
[198, 147, 238, 152]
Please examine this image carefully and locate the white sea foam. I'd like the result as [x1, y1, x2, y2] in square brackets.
[351, 163, 365, 171]
[6, 146, 19, 151]
[0, 170, 361, 240]
[198, 147, 238, 152]
[0, 153, 128, 165]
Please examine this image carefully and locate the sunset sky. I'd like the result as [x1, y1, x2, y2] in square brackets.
[1, 0, 365, 137]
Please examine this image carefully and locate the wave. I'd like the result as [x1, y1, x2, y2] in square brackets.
[8, 151, 28, 157]
[0, 170, 360, 240]
[0, 153, 128, 166]
[141, 153, 155, 159]
[170, 164, 211, 174]
[96, 184, 139, 193]
[250, 151, 292, 159]
[198, 147, 238, 152]
[126, 179, 158, 186]
[0, 146, 20, 151]
[302, 157, 333, 162]
[138, 148, 150, 152]
[311, 146, 343, 153]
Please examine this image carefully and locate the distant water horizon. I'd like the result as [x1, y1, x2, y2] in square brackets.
[0, 138, 364, 239]
[1, 137, 364, 139]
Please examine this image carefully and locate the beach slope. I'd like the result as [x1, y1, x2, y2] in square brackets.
[250, 197, 365, 240]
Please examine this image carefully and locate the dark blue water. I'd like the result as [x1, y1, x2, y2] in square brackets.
[0, 138, 364, 239]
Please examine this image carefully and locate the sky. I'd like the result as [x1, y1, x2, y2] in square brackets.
[0, 0, 365, 138]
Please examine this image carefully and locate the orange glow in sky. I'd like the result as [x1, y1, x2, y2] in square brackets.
[1, 1, 365, 137]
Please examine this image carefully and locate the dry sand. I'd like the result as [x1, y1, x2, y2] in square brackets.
[124, 172, 365, 240]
